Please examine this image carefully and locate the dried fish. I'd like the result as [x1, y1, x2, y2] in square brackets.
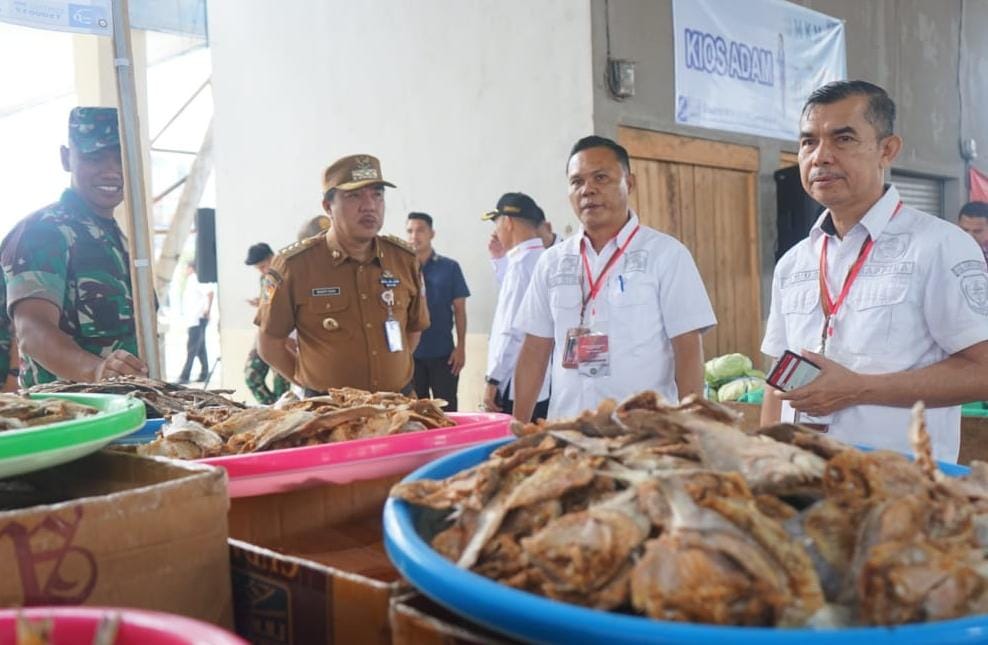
[391, 390, 988, 629]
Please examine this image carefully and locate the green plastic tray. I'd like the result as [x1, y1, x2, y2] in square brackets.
[0, 393, 146, 478]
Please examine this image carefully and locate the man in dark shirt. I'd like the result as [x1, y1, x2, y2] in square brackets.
[958, 201, 988, 264]
[406, 212, 470, 410]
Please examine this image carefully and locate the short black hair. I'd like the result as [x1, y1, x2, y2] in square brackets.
[801, 80, 896, 139]
[568, 135, 630, 174]
[407, 212, 433, 228]
[244, 242, 274, 265]
[960, 201, 988, 220]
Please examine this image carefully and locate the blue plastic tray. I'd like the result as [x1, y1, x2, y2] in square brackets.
[383, 438, 987, 645]
[111, 418, 165, 445]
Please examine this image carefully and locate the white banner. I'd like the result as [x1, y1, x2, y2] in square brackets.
[0, 0, 111, 36]
[673, 0, 846, 141]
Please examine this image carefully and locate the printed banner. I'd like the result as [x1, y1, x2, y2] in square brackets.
[673, 0, 846, 141]
[0, 0, 206, 37]
[0, 0, 111, 36]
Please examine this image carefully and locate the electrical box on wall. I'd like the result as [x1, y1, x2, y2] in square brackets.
[608, 58, 636, 99]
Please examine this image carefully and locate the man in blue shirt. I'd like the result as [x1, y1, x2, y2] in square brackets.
[406, 212, 470, 410]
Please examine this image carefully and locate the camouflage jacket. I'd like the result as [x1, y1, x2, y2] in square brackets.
[1, 189, 137, 386]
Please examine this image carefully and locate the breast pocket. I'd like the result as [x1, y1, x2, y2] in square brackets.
[299, 292, 353, 336]
[780, 285, 821, 348]
[609, 274, 653, 307]
[843, 277, 910, 355]
[549, 284, 581, 310]
[75, 278, 132, 338]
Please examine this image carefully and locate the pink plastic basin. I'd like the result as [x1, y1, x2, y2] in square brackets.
[198, 411, 513, 497]
[0, 606, 245, 645]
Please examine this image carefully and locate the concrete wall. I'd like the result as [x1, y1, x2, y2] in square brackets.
[207, 0, 594, 405]
[590, 0, 988, 320]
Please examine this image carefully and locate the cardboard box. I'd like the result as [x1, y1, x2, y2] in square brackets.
[390, 592, 517, 645]
[228, 475, 404, 645]
[0, 450, 232, 627]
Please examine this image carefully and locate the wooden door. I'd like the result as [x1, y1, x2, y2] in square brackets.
[619, 127, 762, 363]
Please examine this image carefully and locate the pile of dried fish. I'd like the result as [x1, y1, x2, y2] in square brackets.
[0, 393, 98, 431]
[391, 391, 988, 628]
[137, 388, 453, 459]
[25, 376, 244, 418]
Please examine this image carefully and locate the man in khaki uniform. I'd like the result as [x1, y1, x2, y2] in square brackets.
[256, 154, 429, 395]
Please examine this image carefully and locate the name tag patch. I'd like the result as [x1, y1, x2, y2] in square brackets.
[781, 270, 818, 288]
[312, 287, 341, 297]
[858, 262, 914, 278]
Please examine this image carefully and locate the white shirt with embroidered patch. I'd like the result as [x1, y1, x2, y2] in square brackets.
[761, 185, 988, 462]
[515, 213, 716, 419]
[487, 238, 550, 401]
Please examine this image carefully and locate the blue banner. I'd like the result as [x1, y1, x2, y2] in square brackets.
[0, 0, 206, 38]
[673, 0, 846, 140]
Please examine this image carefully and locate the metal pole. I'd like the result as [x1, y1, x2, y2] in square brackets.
[110, 0, 161, 378]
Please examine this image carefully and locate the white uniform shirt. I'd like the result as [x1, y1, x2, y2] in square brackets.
[516, 213, 716, 418]
[487, 238, 551, 401]
[762, 185, 988, 462]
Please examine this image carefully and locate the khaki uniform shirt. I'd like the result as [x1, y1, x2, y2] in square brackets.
[256, 233, 429, 392]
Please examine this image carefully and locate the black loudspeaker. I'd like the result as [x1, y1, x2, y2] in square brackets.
[774, 166, 824, 261]
[195, 208, 218, 283]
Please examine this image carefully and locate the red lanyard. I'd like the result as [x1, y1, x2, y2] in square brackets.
[580, 225, 640, 320]
[818, 201, 902, 340]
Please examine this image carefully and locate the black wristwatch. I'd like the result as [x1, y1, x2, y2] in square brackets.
[485, 376, 500, 386]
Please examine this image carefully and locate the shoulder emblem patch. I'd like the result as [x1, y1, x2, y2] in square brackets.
[381, 234, 415, 255]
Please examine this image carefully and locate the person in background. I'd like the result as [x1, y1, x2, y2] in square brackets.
[489, 217, 560, 286]
[243, 242, 290, 403]
[760, 80, 988, 462]
[511, 136, 715, 422]
[256, 154, 429, 395]
[482, 193, 551, 420]
[177, 261, 214, 384]
[297, 214, 331, 241]
[406, 212, 470, 410]
[1, 106, 148, 385]
[958, 201, 988, 264]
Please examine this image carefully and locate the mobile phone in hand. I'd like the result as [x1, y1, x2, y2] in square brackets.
[766, 350, 822, 392]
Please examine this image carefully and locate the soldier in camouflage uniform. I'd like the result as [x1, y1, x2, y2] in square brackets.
[0, 243, 18, 392]
[244, 242, 290, 404]
[1, 107, 148, 386]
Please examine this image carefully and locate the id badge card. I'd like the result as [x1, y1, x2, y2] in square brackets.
[576, 332, 610, 378]
[384, 318, 404, 352]
[562, 326, 589, 369]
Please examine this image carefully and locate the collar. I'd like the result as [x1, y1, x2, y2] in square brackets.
[578, 211, 640, 253]
[811, 184, 901, 243]
[60, 188, 117, 228]
[506, 236, 544, 263]
[324, 233, 383, 267]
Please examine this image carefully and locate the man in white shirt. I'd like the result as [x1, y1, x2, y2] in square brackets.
[512, 136, 716, 421]
[482, 193, 551, 419]
[761, 80, 988, 462]
[489, 219, 560, 286]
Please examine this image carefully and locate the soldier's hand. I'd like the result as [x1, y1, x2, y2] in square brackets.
[448, 346, 465, 376]
[95, 350, 149, 381]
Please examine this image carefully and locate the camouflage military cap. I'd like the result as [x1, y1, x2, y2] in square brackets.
[68, 107, 120, 154]
[322, 154, 396, 194]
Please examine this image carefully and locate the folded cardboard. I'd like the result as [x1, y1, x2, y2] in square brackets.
[0, 450, 232, 627]
[228, 474, 403, 645]
[389, 592, 517, 645]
